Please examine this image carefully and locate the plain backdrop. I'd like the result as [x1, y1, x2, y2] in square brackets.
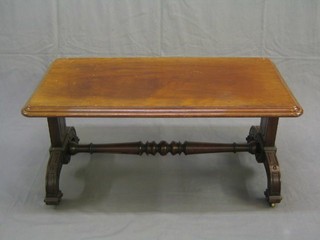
[1, 0, 320, 239]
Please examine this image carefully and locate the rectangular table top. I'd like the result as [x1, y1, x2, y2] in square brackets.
[22, 57, 303, 118]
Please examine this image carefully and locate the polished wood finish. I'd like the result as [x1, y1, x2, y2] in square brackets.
[21, 58, 303, 207]
[45, 117, 66, 205]
[22, 58, 302, 118]
[45, 117, 79, 205]
[246, 118, 281, 206]
[68, 141, 257, 156]
[44, 119, 280, 206]
[259, 117, 282, 206]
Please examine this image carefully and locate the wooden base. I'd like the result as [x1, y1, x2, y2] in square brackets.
[246, 118, 282, 206]
[45, 117, 281, 207]
[45, 118, 79, 205]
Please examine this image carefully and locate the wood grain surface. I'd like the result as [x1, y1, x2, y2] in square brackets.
[22, 58, 303, 117]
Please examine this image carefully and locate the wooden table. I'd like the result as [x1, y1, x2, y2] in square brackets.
[22, 58, 303, 207]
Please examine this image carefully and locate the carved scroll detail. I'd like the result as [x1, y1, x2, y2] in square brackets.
[44, 120, 282, 207]
[264, 148, 282, 206]
[44, 151, 64, 205]
[247, 124, 282, 207]
[44, 126, 79, 205]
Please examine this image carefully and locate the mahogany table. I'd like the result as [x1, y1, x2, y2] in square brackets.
[22, 58, 303, 207]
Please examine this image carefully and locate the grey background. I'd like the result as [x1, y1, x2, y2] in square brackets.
[1, 0, 320, 239]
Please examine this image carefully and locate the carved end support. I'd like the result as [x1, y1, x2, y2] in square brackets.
[44, 126, 79, 205]
[247, 124, 282, 207]
[44, 151, 64, 205]
[264, 148, 282, 206]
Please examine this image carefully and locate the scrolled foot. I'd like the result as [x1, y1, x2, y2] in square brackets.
[45, 151, 64, 205]
[263, 148, 282, 207]
[247, 123, 282, 207]
[44, 126, 80, 205]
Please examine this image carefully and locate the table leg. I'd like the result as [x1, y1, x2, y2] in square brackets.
[247, 117, 282, 207]
[43, 117, 282, 207]
[45, 117, 79, 205]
